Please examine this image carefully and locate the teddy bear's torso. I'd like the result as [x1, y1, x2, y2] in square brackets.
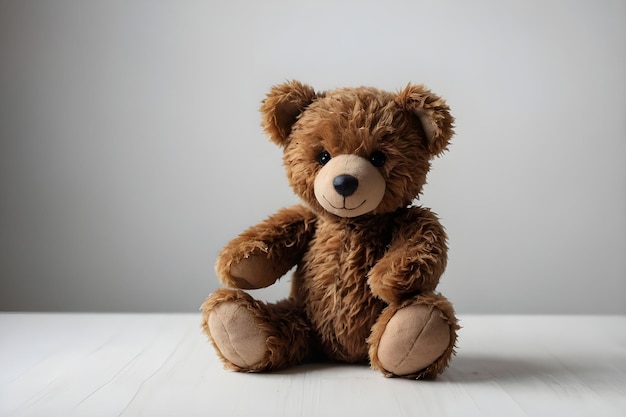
[292, 210, 399, 362]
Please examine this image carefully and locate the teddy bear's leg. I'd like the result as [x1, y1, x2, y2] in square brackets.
[368, 292, 459, 379]
[201, 288, 311, 372]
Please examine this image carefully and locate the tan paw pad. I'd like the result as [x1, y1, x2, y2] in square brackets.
[377, 304, 450, 376]
[207, 301, 268, 369]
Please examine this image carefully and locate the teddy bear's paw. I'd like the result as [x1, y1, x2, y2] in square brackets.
[207, 300, 269, 371]
[376, 304, 450, 377]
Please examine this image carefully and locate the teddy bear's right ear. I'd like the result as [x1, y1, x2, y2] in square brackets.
[260, 80, 318, 147]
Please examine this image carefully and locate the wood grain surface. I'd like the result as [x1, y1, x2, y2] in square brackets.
[1, 314, 624, 417]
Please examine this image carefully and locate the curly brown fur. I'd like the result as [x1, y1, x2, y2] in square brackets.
[202, 81, 458, 379]
[215, 205, 316, 289]
[367, 207, 448, 304]
[293, 212, 394, 362]
[260, 80, 319, 145]
[396, 84, 455, 156]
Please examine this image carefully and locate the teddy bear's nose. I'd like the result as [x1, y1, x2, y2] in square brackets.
[333, 174, 359, 197]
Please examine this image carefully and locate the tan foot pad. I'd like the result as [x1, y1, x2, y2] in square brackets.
[208, 301, 268, 369]
[377, 304, 450, 376]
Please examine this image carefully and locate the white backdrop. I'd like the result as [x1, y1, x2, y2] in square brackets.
[1, 0, 625, 313]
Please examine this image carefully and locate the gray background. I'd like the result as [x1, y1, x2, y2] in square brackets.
[1, 0, 625, 314]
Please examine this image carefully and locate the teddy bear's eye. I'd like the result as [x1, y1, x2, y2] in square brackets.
[369, 151, 386, 167]
[317, 150, 331, 166]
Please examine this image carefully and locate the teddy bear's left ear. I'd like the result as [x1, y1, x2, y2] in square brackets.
[260, 80, 319, 147]
[396, 84, 455, 157]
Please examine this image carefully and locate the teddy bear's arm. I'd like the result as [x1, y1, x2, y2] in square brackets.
[215, 205, 316, 289]
[368, 207, 448, 304]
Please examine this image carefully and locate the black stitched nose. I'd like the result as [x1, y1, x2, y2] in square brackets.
[333, 174, 359, 197]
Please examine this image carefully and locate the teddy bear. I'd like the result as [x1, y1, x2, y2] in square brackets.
[201, 80, 459, 379]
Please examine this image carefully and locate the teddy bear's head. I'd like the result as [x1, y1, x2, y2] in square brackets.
[260, 81, 454, 219]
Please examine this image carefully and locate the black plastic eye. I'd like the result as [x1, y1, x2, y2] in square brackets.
[370, 151, 386, 167]
[317, 150, 331, 166]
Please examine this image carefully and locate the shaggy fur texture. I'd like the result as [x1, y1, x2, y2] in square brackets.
[201, 81, 459, 379]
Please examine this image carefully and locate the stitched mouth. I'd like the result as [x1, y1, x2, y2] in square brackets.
[323, 195, 366, 211]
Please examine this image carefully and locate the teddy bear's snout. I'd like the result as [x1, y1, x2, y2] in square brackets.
[313, 154, 386, 218]
[333, 174, 359, 197]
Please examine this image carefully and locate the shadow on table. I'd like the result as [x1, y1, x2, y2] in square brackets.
[268, 360, 368, 376]
[441, 353, 617, 385]
[233, 352, 622, 390]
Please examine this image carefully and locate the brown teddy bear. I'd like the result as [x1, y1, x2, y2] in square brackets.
[201, 81, 459, 379]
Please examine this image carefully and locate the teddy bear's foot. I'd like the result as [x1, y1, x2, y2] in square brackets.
[377, 303, 449, 376]
[201, 288, 313, 372]
[201, 289, 270, 371]
[208, 301, 268, 370]
[369, 293, 458, 379]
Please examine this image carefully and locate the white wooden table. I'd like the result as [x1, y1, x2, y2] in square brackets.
[1, 313, 624, 417]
